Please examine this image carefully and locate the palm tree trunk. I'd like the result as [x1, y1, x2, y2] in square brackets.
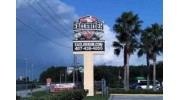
[124, 65, 126, 90]
[126, 53, 130, 90]
[123, 66, 127, 90]
[146, 54, 150, 90]
[124, 45, 129, 91]
[153, 53, 157, 91]
[124, 48, 127, 90]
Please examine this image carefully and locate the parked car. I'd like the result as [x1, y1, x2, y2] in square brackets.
[130, 82, 152, 90]
[130, 80, 160, 90]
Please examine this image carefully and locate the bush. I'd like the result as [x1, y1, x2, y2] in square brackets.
[108, 88, 163, 94]
[27, 89, 88, 100]
[16, 95, 21, 100]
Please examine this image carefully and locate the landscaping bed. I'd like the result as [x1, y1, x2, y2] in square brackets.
[20, 89, 88, 100]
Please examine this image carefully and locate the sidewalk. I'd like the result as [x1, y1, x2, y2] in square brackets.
[109, 94, 163, 100]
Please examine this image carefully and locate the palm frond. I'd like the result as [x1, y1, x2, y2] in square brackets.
[112, 41, 123, 49]
[137, 49, 144, 57]
[114, 48, 121, 56]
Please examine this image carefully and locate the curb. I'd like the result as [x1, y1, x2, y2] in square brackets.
[108, 95, 113, 100]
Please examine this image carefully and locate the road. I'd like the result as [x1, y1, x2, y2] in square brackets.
[109, 95, 163, 100]
[16, 85, 46, 97]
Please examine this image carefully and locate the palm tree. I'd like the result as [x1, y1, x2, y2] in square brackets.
[137, 27, 154, 90]
[149, 23, 163, 91]
[112, 11, 142, 90]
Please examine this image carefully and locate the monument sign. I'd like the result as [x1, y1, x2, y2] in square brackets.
[73, 16, 105, 96]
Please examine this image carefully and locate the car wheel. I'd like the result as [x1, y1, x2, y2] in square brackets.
[136, 87, 142, 90]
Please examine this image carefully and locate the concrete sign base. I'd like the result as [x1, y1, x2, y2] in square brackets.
[73, 52, 104, 96]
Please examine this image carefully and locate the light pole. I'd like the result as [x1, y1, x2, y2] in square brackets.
[25, 58, 28, 98]
[31, 64, 34, 96]
[28, 70, 31, 82]
[28, 70, 32, 96]
[60, 69, 61, 83]
[32, 64, 33, 82]
[65, 68, 67, 83]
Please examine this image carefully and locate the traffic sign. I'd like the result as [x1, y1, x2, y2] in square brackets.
[46, 78, 51, 83]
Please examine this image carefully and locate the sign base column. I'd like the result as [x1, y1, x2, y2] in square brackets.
[84, 52, 94, 96]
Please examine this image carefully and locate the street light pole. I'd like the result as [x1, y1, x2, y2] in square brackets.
[32, 64, 33, 82]
[25, 58, 28, 98]
[28, 70, 31, 82]
[60, 70, 61, 83]
[28, 70, 32, 96]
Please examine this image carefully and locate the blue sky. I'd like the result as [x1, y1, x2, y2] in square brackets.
[62, 0, 162, 29]
[16, 0, 163, 80]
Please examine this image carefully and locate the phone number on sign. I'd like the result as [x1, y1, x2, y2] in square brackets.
[75, 46, 103, 51]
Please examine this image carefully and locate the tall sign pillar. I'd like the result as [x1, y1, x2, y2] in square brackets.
[73, 16, 105, 96]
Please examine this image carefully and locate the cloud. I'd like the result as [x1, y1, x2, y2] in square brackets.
[94, 25, 123, 66]
[94, 25, 163, 66]
[16, 0, 78, 79]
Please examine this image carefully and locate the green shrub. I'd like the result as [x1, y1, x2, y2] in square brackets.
[16, 95, 21, 100]
[27, 89, 88, 100]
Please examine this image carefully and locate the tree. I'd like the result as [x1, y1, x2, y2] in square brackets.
[112, 11, 142, 90]
[39, 66, 68, 83]
[149, 23, 163, 91]
[137, 27, 154, 89]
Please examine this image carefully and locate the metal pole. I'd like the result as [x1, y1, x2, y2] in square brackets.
[65, 68, 67, 83]
[25, 58, 28, 98]
[60, 70, 61, 83]
[73, 55, 76, 83]
[28, 70, 32, 96]
[32, 64, 33, 82]
[76, 55, 78, 85]
[28, 70, 31, 82]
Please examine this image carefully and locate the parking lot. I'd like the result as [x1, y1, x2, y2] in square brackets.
[109, 95, 163, 100]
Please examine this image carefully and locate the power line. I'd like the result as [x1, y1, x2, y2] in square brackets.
[42, 0, 73, 30]
[23, 0, 73, 40]
[16, 18, 71, 48]
[34, 0, 73, 36]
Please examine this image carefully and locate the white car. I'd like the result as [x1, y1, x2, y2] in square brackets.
[131, 80, 160, 90]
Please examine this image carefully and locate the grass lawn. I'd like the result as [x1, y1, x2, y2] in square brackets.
[83, 94, 110, 100]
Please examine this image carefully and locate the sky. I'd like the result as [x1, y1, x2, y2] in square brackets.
[16, 0, 163, 80]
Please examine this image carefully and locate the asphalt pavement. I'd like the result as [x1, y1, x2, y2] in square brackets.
[109, 95, 163, 100]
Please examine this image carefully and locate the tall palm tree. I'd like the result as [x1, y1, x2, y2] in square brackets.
[112, 11, 142, 90]
[149, 23, 163, 91]
[137, 27, 154, 90]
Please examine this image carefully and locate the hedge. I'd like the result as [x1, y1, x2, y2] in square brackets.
[26, 89, 88, 100]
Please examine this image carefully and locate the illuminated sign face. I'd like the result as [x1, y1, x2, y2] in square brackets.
[73, 16, 104, 40]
